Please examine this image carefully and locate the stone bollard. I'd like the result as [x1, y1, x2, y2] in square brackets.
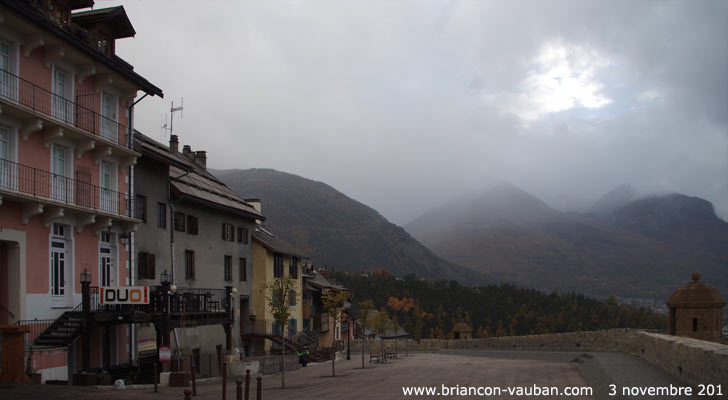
[256, 376, 262, 400]
[184, 389, 192, 400]
[236, 379, 242, 400]
[245, 369, 251, 400]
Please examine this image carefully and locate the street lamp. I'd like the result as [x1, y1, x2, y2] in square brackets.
[118, 232, 130, 246]
[161, 269, 171, 285]
[80, 268, 91, 284]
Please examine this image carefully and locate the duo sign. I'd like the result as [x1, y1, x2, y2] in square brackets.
[99, 286, 150, 305]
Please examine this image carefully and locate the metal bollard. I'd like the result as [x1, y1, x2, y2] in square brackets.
[244, 369, 251, 400]
[184, 389, 192, 400]
[236, 379, 242, 400]
[256, 376, 262, 400]
[191, 359, 197, 396]
[154, 363, 158, 393]
[222, 362, 227, 400]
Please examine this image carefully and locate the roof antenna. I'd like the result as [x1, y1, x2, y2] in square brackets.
[161, 98, 184, 140]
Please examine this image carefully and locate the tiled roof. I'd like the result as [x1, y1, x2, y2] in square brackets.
[252, 226, 306, 258]
[135, 131, 263, 220]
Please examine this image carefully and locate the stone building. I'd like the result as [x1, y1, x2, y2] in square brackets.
[666, 273, 726, 343]
[451, 322, 473, 340]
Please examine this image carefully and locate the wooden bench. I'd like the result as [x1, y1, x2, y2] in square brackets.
[369, 351, 383, 363]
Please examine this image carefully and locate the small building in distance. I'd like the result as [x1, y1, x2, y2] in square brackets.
[666, 273, 726, 343]
[451, 322, 473, 340]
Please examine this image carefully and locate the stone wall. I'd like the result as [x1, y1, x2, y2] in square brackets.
[349, 329, 728, 387]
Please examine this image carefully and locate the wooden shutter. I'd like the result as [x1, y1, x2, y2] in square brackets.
[148, 253, 156, 278]
[138, 251, 147, 278]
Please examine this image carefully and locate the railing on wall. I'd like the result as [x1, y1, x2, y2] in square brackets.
[0, 158, 130, 217]
[88, 286, 228, 314]
[0, 69, 130, 148]
[14, 319, 54, 346]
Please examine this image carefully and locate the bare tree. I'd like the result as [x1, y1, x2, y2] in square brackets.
[321, 289, 351, 377]
[357, 300, 375, 369]
[262, 274, 297, 389]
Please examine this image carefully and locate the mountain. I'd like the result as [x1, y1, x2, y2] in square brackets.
[214, 168, 488, 283]
[588, 184, 639, 217]
[405, 183, 727, 300]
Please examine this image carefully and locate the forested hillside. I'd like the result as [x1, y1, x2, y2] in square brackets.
[337, 271, 667, 340]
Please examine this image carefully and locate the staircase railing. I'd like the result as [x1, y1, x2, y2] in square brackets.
[14, 319, 55, 347]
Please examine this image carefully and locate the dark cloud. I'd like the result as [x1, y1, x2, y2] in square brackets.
[106, 0, 727, 223]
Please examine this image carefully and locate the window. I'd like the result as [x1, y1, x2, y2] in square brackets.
[288, 318, 297, 337]
[321, 312, 329, 333]
[289, 289, 296, 306]
[185, 250, 195, 280]
[186, 215, 198, 235]
[174, 212, 185, 232]
[224, 255, 232, 281]
[52, 66, 71, 122]
[137, 252, 156, 280]
[101, 91, 118, 142]
[157, 202, 166, 228]
[135, 195, 147, 222]
[99, 161, 116, 213]
[51, 143, 71, 202]
[0, 39, 18, 100]
[222, 223, 234, 241]
[0, 125, 17, 190]
[289, 257, 298, 279]
[693, 318, 698, 332]
[273, 254, 283, 278]
[239, 258, 246, 281]
[237, 227, 249, 243]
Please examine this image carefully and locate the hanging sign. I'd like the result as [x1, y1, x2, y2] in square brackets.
[159, 346, 171, 362]
[99, 286, 149, 304]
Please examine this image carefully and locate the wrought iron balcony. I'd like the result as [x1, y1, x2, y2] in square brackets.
[0, 157, 131, 217]
[0, 68, 130, 149]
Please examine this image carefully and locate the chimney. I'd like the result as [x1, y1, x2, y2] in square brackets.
[169, 135, 179, 154]
[245, 198, 262, 225]
[194, 151, 207, 169]
[182, 145, 193, 159]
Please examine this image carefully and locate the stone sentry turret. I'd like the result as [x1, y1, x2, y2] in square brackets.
[666, 273, 726, 343]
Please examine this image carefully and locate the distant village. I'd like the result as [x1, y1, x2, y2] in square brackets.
[0, 0, 725, 392]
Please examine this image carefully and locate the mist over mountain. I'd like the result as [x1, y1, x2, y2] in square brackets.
[214, 168, 489, 284]
[405, 182, 727, 300]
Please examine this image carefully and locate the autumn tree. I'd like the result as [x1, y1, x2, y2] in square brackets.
[262, 274, 297, 389]
[357, 299, 375, 369]
[321, 289, 351, 376]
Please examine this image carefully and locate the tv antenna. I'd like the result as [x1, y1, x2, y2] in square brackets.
[161, 98, 184, 140]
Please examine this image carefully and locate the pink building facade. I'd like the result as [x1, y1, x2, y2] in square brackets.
[0, 0, 161, 382]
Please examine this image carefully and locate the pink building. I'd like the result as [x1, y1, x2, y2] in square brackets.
[0, 0, 161, 382]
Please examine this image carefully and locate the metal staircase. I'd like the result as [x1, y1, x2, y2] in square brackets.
[32, 311, 83, 347]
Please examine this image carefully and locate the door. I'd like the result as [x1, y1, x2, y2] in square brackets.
[0, 41, 11, 99]
[52, 68, 69, 122]
[101, 93, 117, 142]
[99, 231, 115, 287]
[99, 161, 116, 213]
[50, 239, 67, 307]
[52, 144, 69, 202]
[0, 126, 15, 189]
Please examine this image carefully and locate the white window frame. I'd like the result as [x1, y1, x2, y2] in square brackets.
[51, 64, 75, 123]
[0, 123, 18, 190]
[0, 31, 20, 101]
[100, 89, 119, 142]
[51, 142, 73, 202]
[99, 159, 118, 213]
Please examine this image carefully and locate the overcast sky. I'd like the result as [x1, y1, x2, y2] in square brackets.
[101, 0, 727, 224]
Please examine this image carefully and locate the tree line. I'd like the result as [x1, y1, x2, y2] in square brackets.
[336, 271, 668, 340]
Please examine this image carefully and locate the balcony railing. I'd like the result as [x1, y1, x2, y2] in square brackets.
[87, 286, 228, 314]
[0, 69, 130, 148]
[0, 158, 131, 217]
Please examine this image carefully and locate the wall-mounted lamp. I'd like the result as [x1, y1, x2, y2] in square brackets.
[119, 232, 130, 246]
[161, 269, 171, 285]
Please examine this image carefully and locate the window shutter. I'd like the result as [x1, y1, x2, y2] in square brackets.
[138, 251, 147, 278]
[148, 253, 156, 278]
[222, 223, 225, 240]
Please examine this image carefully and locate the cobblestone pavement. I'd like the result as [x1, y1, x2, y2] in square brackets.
[0, 350, 699, 399]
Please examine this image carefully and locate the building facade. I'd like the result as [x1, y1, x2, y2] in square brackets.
[0, 0, 161, 382]
[134, 132, 262, 363]
[249, 218, 304, 355]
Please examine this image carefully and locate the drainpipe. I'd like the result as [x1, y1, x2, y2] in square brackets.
[127, 93, 148, 365]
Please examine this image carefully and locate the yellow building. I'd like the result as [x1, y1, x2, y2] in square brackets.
[248, 225, 305, 355]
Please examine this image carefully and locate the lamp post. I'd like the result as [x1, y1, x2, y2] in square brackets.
[80, 268, 92, 371]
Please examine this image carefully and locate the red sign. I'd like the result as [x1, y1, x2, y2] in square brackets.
[99, 286, 149, 305]
[159, 346, 171, 362]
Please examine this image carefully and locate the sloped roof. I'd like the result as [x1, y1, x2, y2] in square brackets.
[72, 6, 135, 38]
[252, 225, 305, 258]
[135, 131, 263, 221]
[452, 322, 473, 333]
[667, 273, 726, 308]
[305, 270, 346, 292]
